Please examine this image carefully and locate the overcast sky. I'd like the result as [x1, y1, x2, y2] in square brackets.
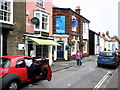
[52, 0, 119, 37]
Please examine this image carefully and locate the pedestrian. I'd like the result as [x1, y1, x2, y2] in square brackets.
[75, 49, 83, 67]
[30, 48, 36, 58]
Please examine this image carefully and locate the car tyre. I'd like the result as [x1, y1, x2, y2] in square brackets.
[6, 80, 19, 90]
[97, 63, 101, 67]
[114, 63, 118, 69]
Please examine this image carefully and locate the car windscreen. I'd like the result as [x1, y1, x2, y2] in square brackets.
[0, 58, 10, 68]
[99, 52, 113, 57]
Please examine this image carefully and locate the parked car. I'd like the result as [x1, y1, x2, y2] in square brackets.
[118, 51, 120, 62]
[0, 55, 52, 90]
[97, 51, 119, 68]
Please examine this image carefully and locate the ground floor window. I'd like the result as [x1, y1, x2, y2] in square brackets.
[36, 45, 48, 58]
[83, 41, 87, 53]
[76, 42, 79, 50]
[28, 41, 33, 56]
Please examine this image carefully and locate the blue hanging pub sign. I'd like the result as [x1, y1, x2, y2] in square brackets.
[56, 15, 66, 34]
[72, 20, 78, 27]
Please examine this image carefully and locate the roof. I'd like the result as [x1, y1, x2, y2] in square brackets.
[53, 7, 90, 23]
[1, 55, 26, 59]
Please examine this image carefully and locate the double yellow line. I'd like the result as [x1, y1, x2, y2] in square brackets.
[93, 71, 111, 90]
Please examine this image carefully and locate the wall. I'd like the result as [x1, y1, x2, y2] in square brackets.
[53, 8, 83, 60]
[44, 0, 53, 36]
[7, 2, 26, 55]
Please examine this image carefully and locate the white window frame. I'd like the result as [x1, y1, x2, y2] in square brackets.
[36, 0, 44, 8]
[41, 13, 49, 32]
[0, 0, 13, 24]
[34, 10, 49, 33]
[34, 11, 41, 31]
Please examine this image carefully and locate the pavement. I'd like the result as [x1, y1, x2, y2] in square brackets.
[51, 55, 97, 72]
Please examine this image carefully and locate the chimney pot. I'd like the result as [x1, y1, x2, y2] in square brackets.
[75, 6, 81, 15]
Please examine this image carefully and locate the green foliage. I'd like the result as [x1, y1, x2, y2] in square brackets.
[69, 41, 75, 46]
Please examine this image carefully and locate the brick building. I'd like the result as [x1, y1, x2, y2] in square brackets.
[0, 0, 25, 56]
[0, 0, 58, 65]
[52, 7, 90, 60]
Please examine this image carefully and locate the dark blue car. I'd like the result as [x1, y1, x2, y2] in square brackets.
[97, 51, 119, 68]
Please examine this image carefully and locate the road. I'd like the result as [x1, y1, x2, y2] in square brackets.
[21, 58, 117, 89]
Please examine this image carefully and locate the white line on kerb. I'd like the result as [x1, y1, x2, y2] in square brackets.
[93, 71, 111, 90]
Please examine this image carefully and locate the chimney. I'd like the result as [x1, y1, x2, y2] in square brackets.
[75, 6, 81, 15]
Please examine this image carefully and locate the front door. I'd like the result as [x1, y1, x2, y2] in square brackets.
[57, 42, 64, 59]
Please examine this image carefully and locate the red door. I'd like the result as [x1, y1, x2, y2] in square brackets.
[9, 59, 28, 83]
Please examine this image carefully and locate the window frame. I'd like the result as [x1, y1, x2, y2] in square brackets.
[0, 0, 13, 24]
[34, 10, 49, 33]
[16, 59, 25, 68]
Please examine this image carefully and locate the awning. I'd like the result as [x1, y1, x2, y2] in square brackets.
[29, 37, 60, 46]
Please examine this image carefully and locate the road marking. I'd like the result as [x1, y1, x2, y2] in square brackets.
[94, 71, 111, 90]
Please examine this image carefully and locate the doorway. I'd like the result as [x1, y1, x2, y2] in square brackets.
[57, 41, 64, 59]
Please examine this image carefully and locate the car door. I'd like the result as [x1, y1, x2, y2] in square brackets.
[15, 59, 28, 83]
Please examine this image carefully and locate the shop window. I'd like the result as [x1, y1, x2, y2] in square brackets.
[76, 42, 79, 50]
[36, 45, 48, 58]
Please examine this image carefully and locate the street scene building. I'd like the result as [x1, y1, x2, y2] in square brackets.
[52, 7, 90, 61]
[0, 0, 119, 63]
[0, 0, 119, 89]
[0, 0, 14, 56]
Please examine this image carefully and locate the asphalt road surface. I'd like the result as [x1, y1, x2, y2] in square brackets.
[21, 58, 118, 89]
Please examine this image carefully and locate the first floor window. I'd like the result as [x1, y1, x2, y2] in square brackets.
[42, 14, 48, 30]
[35, 13, 40, 29]
[0, 1, 12, 23]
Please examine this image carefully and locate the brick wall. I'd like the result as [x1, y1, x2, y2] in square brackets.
[53, 8, 83, 59]
[7, 2, 26, 55]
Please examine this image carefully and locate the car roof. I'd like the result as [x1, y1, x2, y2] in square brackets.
[1, 55, 28, 59]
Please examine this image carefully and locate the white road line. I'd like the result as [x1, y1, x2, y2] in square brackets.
[93, 71, 111, 90]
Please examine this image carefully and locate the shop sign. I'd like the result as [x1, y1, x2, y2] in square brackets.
[56, 15, 66, 34]
[18, 44, 25, 50]
[66, 45, 70, 51]
[52, 45, 56, 51]
[31, 17, 39, 25]
[72, 20, 78, 27]
[41, 32, 49, 37]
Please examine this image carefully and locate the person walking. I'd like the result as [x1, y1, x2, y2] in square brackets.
[30, 48, 36, 58]
[75, 49, 83, 67]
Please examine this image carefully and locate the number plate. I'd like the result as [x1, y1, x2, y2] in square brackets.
[103, 58, 109, 60]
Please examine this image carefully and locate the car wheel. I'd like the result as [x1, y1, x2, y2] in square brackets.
[41, 69, 48, 80]
[114, 63, 118, 69]
[6, 81, 18, 90]
[97, 63, 101, 67]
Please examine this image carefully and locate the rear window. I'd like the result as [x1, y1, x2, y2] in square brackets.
[99, 52, 113, 57]
[0, 58, 10, 68]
